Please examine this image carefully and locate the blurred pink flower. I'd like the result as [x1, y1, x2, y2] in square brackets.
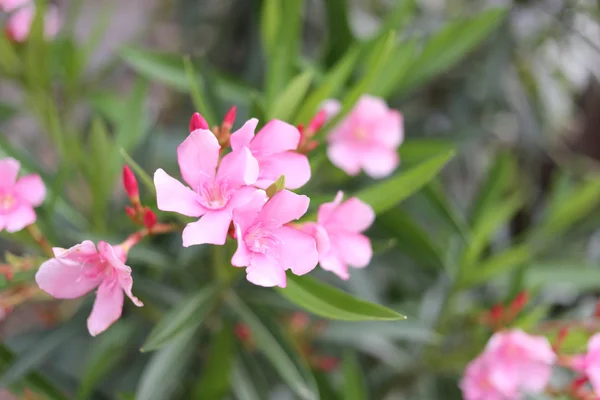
[35, 241, 143, 336]
[325, 95, 403, 178]
[461, 329, 556, 399]
[0, 157, 45, 232]
[460, 354, 516, 400]
[301, 191, 374, 280]
[1, 1, 60, 42]
[154, 128, 260, 246]
[231, 190, 318, 288]
[570, 333, 600, 396]
[230, 119, 311, 189]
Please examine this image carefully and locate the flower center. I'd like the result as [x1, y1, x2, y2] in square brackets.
[197, 180, 231, 210]
[0, 193, 15, 213]
[353, 127, 368, 141]
[244, 223, 283, 256]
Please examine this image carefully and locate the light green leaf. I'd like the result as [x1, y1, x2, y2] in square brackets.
[193, 324, 235, 399]
[231, 355, 269, 400]
[342, 351, 367, 400]
[373, 0, 416, 40]
[525, 262, 600, 292]
[278, 274, 405, 321]
[121, 47, 188, 90]
[269, 70, 313, 121]
[227, 293, 318, 400]
[460, 245, 532, 288]
[295, 45, 360, 124]
[183, 55, 218, 125]
[141, 286, 220, 352]
[260, 0, 281, 58]
[356, 150, 455, 215]
[135, 328, 197, 400]
[371, 39, 418, 97]
[399, 139, 456, 165]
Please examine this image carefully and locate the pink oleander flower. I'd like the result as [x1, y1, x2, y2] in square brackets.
[231, 189, 318, 288]
[154, 128, 260, 246]
[571, 333, 600, 396]
[324, 95, 403, 178]
[230, 119, 311, 189]
[1, 0, 60, 42]
[0, 157, 45, 232]
[301, 191, 374, 280]
[35, 240, 143, 336]
[460, 354, 516, 400]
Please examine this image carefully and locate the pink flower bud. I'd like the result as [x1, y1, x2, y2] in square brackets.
[143, 208, 157, 230]
[223, 106, 237, 129]
[122, 165, 139, 201]
[189, 112, 209, 132]
[125, 205, 136, 220]
[308, 109, 327, 134]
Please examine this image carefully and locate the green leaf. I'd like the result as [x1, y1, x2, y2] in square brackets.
[373, 0, 416, 40]
[269, 70, 313, 121]
[399, 139, 456, 165]
[0, 30, 19, 74]
[397, 8, 507, 94]
[227, 293, 318, 400]
[278, 274, 406, 321]
[371, 39, 418, 97]
[342, 351, 367, 400]
[87, 117, 113, 229]
[183, 55, 218, 125]
[0, 324, 79, 386]
[77, 321, 137, 400]
[231, 355, 269, 400]
[460, 245, 532, 288]
[356, 150, 455, 215]
[135, 327, 197, 400]
[377, 209, 444, 270]
[121, 47, 188, 90]
[323, 0, 354, 66]
[260, 0, 281, 58]
[266, 175, 286, 198]
[0, 102, 17, 124]
[525, 262, 600, 292]
[295, 45, 360, 124]
[193, 324, 235, 399]
[142, 286, 220, 352]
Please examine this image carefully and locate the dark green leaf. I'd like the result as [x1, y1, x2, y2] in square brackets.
[183, 55, 218, 125]
[342, 351, 367, 400]
[0, 102, 17, 124]
[142, 286, 220, 352]
[323, 0, 354, 66]
[193, 324, 236, 399]
[460, 245, 532, 288]
[278, 274, 405, 321]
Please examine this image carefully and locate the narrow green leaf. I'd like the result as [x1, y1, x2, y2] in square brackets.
[77, 321, 137, 400]
[422, 181, 470, 242]
[135, 328, 197, 400]
[526, 262, 600, 291]
[193, 324, 236, 399]
[342, 351, 367, 400]
[269, 70, 313, 121]
[460, 245, 532, 288]
[227, 293, 318, 400]
[231, 355, 269, 400]
[183, 55, 218, 125]
[114, 79, 150, 152]
[278, 274, 405, 321]
[260, 0, 281, 58]
[356, 150, 455, 215]
[121, 47, 188, 90]
[399, 139, 456, 166]
[377, 208, 444, 270]
[0, 30, 19, 74]
[323, 0, 354, 66]
[142, 286, 220, 352]
[374, 0, 416, 39]
[371, 39, 418, 97]
[295, 45, 360, 124]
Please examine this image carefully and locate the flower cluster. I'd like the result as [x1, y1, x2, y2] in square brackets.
[0, 0, 60, 42]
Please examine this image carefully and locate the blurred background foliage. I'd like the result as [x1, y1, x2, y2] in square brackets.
[1, 0, 600, 399]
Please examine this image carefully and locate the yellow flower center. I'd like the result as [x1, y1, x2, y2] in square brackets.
[0, 194, 15, 211]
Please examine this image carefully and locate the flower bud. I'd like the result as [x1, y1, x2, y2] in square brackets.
[143, 208, 157, 230]
[122, 165, 139, 203]
[223, 106, 237, 129]
[125, 206, 136, 220]
[308, 109, 327, 134]
[189, 112, 209, 132]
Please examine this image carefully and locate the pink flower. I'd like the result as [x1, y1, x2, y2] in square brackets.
[460, 354, 517, 400]
[230, 119, 311, 189]
[0, 158, 45, 232]
[35, 241, 143, 336]
[301, 191, 374, 280]
[325, 95, 403, 178]
[571, 333, 600, 396]
[154, 128, 260, 246]
[231, 190, 318, 288]
[2, 1, 60, 42]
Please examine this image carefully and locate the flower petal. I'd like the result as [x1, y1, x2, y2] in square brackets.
[319, 251, 349, 280]
[52, 240, 98, 261]
[154, 168, 206, 217]
[317, 191, 344, 224]
[319, 99, 341, 121]
[326, 197, 375, 233]
[231, 223, 251, 267]
[87, 281, 124, 336]
[330, 232, 372, 268]
[275, 226, 318, 276]
[246, 254, 287, 288]
[5, 205, 36, 232]
[182, 210, 232, 246]
[97, 241, 144, 307]
[0, 158, 20, 189]
[258, 190, 309, 225]
[217, 147, 259, 188]
[372, 110, 403, 148]
[35, 255, 103, 299]
[14, 174, 46, 207]
[300, 222, 330, 256]
[177, 129, 220, 188]
[255, 151, 311, 190]
[251, 120, 300, 156]
[230, 118, 258, 151]
[327, 142, 362, 176]
[360, 145, 399, 179]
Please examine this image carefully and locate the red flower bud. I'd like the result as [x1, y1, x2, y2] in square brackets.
[289, 312, 310, 333]
[235, 323, 252, 343]
[189, 112, 209, 132]
[143, 208, 157, 230]
[296, 123, 305, 135]
[308, 109, 327, 133]
[223, 106, 237, 129]
[490, 304, 504, 326]
[122, 165, 139, 201]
